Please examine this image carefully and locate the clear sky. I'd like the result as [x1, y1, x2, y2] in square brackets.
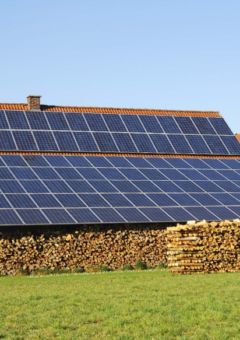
[0, 0, 239, 132]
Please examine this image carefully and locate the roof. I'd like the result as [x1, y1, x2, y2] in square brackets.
[236, 134, 240, 142]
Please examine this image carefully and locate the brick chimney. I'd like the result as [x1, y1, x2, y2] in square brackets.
[27, 95, 41, 111]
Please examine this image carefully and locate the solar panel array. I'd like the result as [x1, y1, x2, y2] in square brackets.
[0, 154, 240, 225]
[0, 110, 239, 155]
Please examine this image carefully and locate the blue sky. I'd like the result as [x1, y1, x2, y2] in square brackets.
[0, 0, 239, 132]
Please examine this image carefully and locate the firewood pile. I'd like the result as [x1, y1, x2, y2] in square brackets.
[0, 224, 167, 275]
[167, 219, 240, 274]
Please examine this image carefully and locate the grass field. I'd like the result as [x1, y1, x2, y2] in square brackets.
[1, 270, 240, 340]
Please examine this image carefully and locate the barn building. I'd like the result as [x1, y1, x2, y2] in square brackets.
[1, 95, 240, 274]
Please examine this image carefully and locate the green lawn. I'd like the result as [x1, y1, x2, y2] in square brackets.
[1, 270, 240, 340]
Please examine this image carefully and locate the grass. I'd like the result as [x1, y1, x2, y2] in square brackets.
[1, 271, 240, 339]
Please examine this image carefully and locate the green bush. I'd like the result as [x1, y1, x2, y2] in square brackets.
[51, 268, 70, 274]
[135, 261, 147, 270]
[158, 263, 168, 269]
[31, 268, 52, 276]
[122, 264, 134, 271]
[72, 268, 84, 273]
[98, 265, 111, 272]
[16, 269, 29, 276]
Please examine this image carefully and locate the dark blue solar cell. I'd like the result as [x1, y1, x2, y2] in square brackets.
[139, 115, 163, 133]
[140, 208, 173, 222]
[34, 131, 59, 151]
[66, 181, 96, 193]
[26, 111, 50, 130]
[116, 208, 149, 222]
[89, 181, 118, 193]
[2, 156, 25, 167]
[157, 116, 181, 133]
[201, 159, 229, 169]
[43, 181, 72, 193]
[106, 156, 133, 168]
[34, 168, 60, 180]
[31, 194, 62, 208]
[174, 181, 204, 192]
[0, 110, 9, 129]
[66, 156, 92, 167]
[150, 135, 175, 153]
[110, 181, 140, 193]
[131, 134, 156, 153]
[84, 113, 108, 131]
[0, 168, 14, 179]
[214, 181, 240, 192]
[221, 136, 240, 154]
[209, 118, 233, 135]
[0, 195, 11, 208]
[0, 131, 16, 150]
[43, 209, 75, 224]
[220, 159, 240, 169]
[227, 206, 240, 217]
[98, 168, 125, 180]
[54, 132, 78, 151]
[11, 168, 37, 180]
[147, 194, 178, 206]
[77, 168, 104, 180]
[218, 170, 240, 181]
[20, 181, 49, 193]
[112, 133, 137, 153]
[207, 206, 237, 220]
[153, 181, 182, 192]
[179, 169, 207, 180]
[126, 157, 153, 168]
[139, 169, 167, 180]
[44, 156, 71, 167]
[160, 169, 187, 180]
[198, 170, 226, 180]
[86, 156, 113, 168]
[13, 131, 38, 150]
[194, 181, 224, 192]
[92, 208, 125, 223]
[55, 168, 83, 180]
[168, 135, 193, 154]
[133, 181, 161, 193]
[162, 207, 195, 221]
[191, 117, 216, 135]
[6, 111, 30, 129]
[203, 136, 229, 154]
[79, 194, 110, 207]
[0, 181, 24, 193]
[65, 112, 89, 131]
[0, 210, 22, 225]
[174, 117, 199, 134]
[17, 209, 49, 224]
[190, 193, 222, 206]
[186, 135, 211, 154]
[121, 115, 145, 132]
[6, 194, 36, 208]
[120, 169, 146, 180]
[93, 132, 118, 152]
[125, 194, 156, 206]
[45, 112, 69, 130]
[102, 114, 127, 132]
[74, 132, 99, 151]
[101, 194, 133, 207]
[55, 194, 86, 207]
[22, 155, 49, 167]
[211, 193, 240, 205]
[68, 208, 101, 223]
[186, 207, 218, 221]
[183, 158, 210, 169]
[169, 194, 200, 206]
[145, 157, 173, 168]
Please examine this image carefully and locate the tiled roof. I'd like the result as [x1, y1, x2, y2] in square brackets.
[236, 134, 240, 142]
[0, 103, 221, 117]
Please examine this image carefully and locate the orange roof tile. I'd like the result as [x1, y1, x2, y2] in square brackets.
[236, 134, 240, 142]
[0, 103, 221, 117]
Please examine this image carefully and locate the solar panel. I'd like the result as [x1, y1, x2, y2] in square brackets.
[34, 168, 61, 180]
[13, 131, 38, 151]
[26, 111, 50, 130]
[186, 207, 218, 221]
[45, 156, 71, 167]
[0, 181, 25, 193]
[6, 111, 30, 130]
[102, 114, 127, 132]
[163, 207, 195, 221]
[157, 116, 181, 133]
[221, 136, 240, 154]
[54, 132, 78, 151]
[121, 115, 145, 132]
[45, 112, 69, 130]
[186, 135, 211, 154]
[2, 155, 26, 166]
[79, 194, 110, 207]
[93, 132, 118, 152]
[55, 194, 86, 207]
[55, 168, 83, 180]
[125, 194, 156, 206]
[116, 208, 149, 222]
[0, 132, 16, 150]
[17, 209, 49, 224]
[7, 194, 37, 208]
[43, 209, 75, 224]
[98, 168, 125, 180]
[33, 131, 59, 151]
[68, 208, 101, 223]
[191, 117, 216, 135]
[174, 117, 199, 134]
[211, 193, 240, 205]
[92, 208, 125, 223]
[0, 195, 11, 208]
[74, 132, 99, 152]
[203, 136, 229, 154]
[131, 134, 156, 153]
[11, 168, 37, 180]
[169, 193, 200, 206]
[0, 111, 10, 129]
[209, 118, 233, 135]
[207, 206, 237, 220]
[147, 193, 178, 206]
[65, 112, 89, 131]
[168, 135, 193, 154]
[112, 133, 137, 153]
[84, 113, 108, 131]
[139, 115, 163, 133]
[150, 135, 175, 153]
[139, 208, 172, 222]
[101, 194, 133, 207]
[31, 194, 62, 207]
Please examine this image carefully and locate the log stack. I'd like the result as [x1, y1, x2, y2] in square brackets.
[0, 224, 168, 275]
[167, 219, 240, 274]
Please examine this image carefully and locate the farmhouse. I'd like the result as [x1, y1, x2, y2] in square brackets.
[1, 95, 240, 274]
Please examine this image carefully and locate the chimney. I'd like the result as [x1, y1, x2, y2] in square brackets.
[27, 95, 41, 111]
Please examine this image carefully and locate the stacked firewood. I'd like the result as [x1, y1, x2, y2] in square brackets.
[167, 219, 240, 274]
[0, 224, 168, 275]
